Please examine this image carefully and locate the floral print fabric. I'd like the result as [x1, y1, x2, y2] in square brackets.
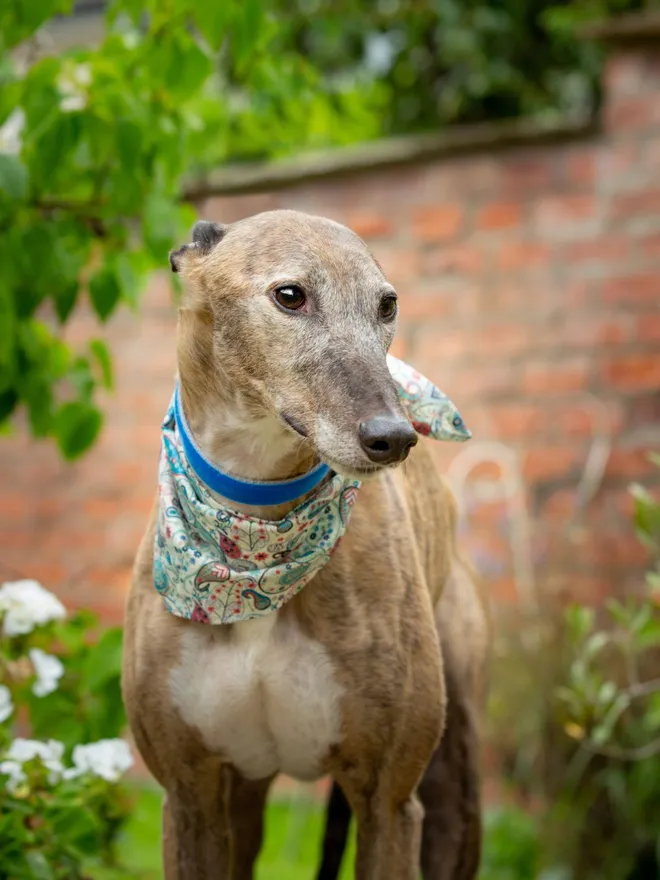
[154, 356, 470, 624]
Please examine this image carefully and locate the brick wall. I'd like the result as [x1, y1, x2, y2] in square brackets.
[1, 28, 659, 623]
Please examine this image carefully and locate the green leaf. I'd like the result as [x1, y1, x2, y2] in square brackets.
[606, 598, 633, 628]
[29, 114, 80, 190]
[0, 388, 18, 423]
[25, 851, 55, 880]
[636, 614, 660, 650]
[197, 3, 230, 51]
[115, 120, 143, 173]
[89, 267, 121, 321]
[583, 631, 609, 660]
[143, 194, 186, 262]
[564, 604, 594, 642]
[172, 34, 213, 96]
[50, 805, 100, 854]
[590, 692, 630, 747]
[0, 281, 16, 372]
[53, 280, 79, 323]
[54, 400, 103, 459]
[0, 154, 28, 201]
[89, 339, 114, 390]
[83, 627, 123, 692]
[233, 0, 264, 69]
[114, 250, 153, 310]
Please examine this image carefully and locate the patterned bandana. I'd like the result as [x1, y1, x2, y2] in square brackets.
[154, 356, 471, 625]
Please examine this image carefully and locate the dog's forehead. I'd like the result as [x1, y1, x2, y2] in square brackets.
[217, 210, 388, 289]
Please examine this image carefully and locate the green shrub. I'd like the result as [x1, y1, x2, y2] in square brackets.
[0, 579, 132, 879]
[488, 455, 660, 879]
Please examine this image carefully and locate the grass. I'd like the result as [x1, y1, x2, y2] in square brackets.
[91, 784, 356, 879]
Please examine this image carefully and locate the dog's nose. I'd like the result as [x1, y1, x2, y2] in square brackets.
[358, 415, 418, 465]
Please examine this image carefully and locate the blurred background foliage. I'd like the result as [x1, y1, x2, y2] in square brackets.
[487, 457, 660, 879]
[0, 0, 657, 458]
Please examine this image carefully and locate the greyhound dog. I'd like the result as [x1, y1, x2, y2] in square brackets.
[122, 209, 490, 879]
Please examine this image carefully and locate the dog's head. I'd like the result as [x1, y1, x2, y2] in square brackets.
[171, 209, 417, 478]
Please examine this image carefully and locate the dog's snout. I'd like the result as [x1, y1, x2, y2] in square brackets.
[358, 415, 418, 465]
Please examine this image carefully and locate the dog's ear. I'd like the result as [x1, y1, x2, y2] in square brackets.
[192, 221, 226, 251]
[169, 221, 227, 273]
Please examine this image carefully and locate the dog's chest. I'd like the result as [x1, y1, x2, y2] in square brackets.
[169, 615, 344, 781]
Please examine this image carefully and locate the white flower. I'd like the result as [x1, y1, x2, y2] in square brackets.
[29, 648, 64, 697]
[66, 739, 134, 783]
[0, 685, 13, 723]
[57, 62, 91, 113]
[0, 759, 25, 792]
[0, 108, 25, 155]
[0, 738, 65, 791]
[0, 580, 66, 637]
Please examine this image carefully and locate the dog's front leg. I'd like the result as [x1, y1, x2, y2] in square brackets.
[162, 764, 271, 880]
[333, 727, 440, 880]
[352, 789, 425, 880]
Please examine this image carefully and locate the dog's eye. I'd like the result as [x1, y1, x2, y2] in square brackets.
[273, 285, 306, 312]
[379, 295, 398, 321]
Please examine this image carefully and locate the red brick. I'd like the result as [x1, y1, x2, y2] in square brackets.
[476, 202, 522, 230]
[558, 314, 635, 347]
[388, 336, 408, 360]
[475, 323, 535, 357]
[541, 489, 578, 521]
[643, 139, 660, 169]
[559, 576, 612, 606]
[374, 247, 420, 284]
[15, 563, 68, 590]
[485, 404, 539, 439]
[604, 53, 646, 97]
[497, 242, 551, 271]
[441, 158, 503, 195]
[400, 290, 449, 320]
[599, 143, 640, 178]
[413, 362, 514, 400]
[637, 314, 660, 343]
[502, 157, 554, 192]
[641, 233, 660, 259]
[34, 498, 66, 518]
[420, 245, 484, 277]
[466, 461, 505, 481]
[534, 195, 597, 225]
[606, 448, 660, 479]
[114, 461, 150, 484]
[0, 492, 32, 519]
[83, 498, 123, 518]
[523, 448, 579, 481]
[602, 354, 660, 391]
[346, 213, 393, 240]
[605, 97, 660, 131]
[564, 150, 597, 186]
[523, 360, 590, 395]
[415, 329, 466, 364]
[202, 193, 277, 223]
[564, 237, 629, 264]
[412, 206, 464, 242]
[491, 577, 519, 604]
[601, 273, 658, 305]
[579, 532, 649, 568]
[86, 565, 132, 591]
[612, 189, 660, 219]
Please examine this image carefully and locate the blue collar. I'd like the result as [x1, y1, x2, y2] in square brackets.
[173, 386, 331, 507]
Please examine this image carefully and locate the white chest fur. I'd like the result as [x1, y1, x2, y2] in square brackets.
[169, 614, 344, 781]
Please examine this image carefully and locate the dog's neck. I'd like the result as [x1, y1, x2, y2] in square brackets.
[178, 382, 318, 518]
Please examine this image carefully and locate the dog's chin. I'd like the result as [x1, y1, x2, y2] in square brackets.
[316, 453, 391, 481]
